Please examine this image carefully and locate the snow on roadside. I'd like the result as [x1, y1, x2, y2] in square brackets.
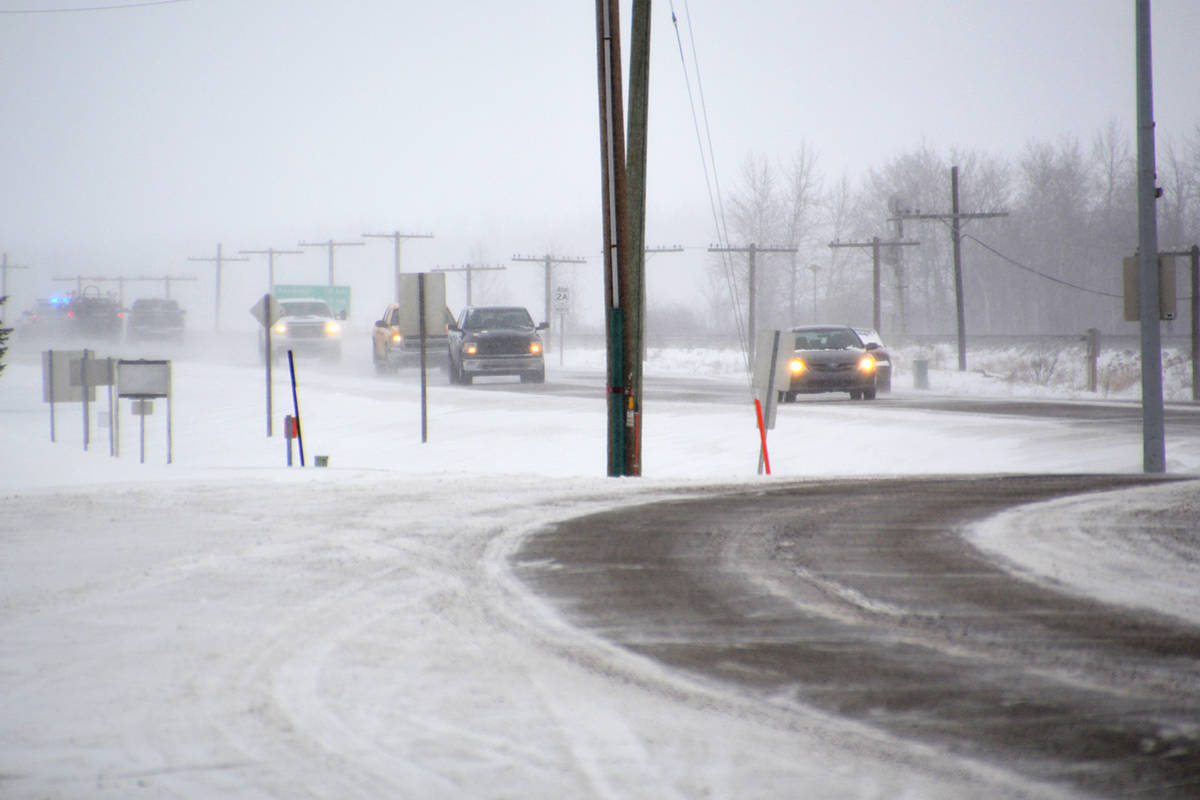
[968, 478, 1200, 626]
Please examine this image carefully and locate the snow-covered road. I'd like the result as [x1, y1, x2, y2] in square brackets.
[2, 340, 1198, 798]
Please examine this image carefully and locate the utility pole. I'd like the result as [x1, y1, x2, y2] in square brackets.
[1162, 246, 1200, 402]
[828, 236, 919, 332]
[55, 275, 196, 308]
[512, 253, 589, 345]
[189, 243, 249, 330]
[53, 275, 117, 298]
[888, 196, 911, 334]
[809, 265, 819, 321]
[1135, 0, 1165, 473]
[0, 253, 30, 321]
[596, 0, 631, 476]
[432, 263, 506, 306]
[890, 166, 1007, 370]
[363, 231, 433, 302]
[239, 247, 304, 294]
[622, 0, 652, 477]
[707, 243, 798, 358]
[133, 274, 197, 300]
[298, 238, 365, 286]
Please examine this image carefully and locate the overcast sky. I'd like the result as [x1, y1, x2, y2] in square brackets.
[2, 0, 1198, 324]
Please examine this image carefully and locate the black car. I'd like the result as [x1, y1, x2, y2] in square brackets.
[17, 298, 71, 340]
[128, 298, 186, 341]
[447, 305, 547, 385]
[66, 295, 125, 341]
[852, 327, 892, 392]
[781, 324, 882, 401]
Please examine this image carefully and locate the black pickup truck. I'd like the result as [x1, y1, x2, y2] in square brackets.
[446, 305, 547, 385]
[127, 298, 186, 341]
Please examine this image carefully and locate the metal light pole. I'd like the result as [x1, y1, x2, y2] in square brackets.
[1135, 0, 1165, 473]
[809, 265, 819, 321]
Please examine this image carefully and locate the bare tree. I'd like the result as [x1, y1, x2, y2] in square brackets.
[779, 144, 822, 325]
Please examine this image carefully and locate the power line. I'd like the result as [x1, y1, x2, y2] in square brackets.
[0, 0, 189, 13]
[363, 231, 433, 303]
[961, 234, 1121, 299]
[890, 166, 1008, 371]
[828, 237, 920, 332]
[188, 243, 250, 331]
[670, 0, 747, 375]
[298, 239, 364, 286]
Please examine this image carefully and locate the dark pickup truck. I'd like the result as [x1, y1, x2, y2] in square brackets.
[446, 305, 547, 385]
[127, 298, 186, 341]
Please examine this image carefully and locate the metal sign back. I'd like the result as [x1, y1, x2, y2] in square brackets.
[249, 293, 284, 328]
[118, 360, 171, 398]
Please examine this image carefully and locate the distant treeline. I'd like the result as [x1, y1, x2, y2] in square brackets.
[694, 123, 1200, 340]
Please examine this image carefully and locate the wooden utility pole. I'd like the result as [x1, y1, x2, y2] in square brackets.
[298, 239, 365, 286]
[363, 231, 433, 303]
[189, 243, 249, 330]
[133, 274, 197, 299]
[596, 0, 630, 476]
[622, 0, 651, 477]
[889, 166, 1007, 371]
[432, 263, 506, 307]
[707, 243, 798, 358]
[238, 247, 303, 294]
[512, 253, 588, 350]
[52, 275, 194, 307]
[828, 236, 919, 332]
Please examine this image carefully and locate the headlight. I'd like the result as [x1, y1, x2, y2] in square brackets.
[325, 320, 342, 335]
[463, 342, 478, 355]
[391, 332, 402, 344]
[858, 355, 876, 372]
[273, 322, 287, 335]
[529, 341, 542, 355]
[789, 358, 806, 374]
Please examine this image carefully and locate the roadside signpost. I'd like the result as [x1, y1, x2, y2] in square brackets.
[116, 359, 172, 464]
[250, 294, 284, 436]
[751, 330, 792, 475]
[553, 285, 570, 366]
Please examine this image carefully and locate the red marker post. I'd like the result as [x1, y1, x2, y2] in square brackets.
[754, 399, 771, 476]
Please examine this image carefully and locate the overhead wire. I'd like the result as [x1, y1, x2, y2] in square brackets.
[668, 0, 752, 376]
[961, 233, 1122, 299]
[0, 0, 189, 12]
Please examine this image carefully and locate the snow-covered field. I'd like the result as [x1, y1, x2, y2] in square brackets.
[2, 331, 1198, 798]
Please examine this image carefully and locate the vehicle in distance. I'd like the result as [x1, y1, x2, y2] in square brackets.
[16, 297, 70, 340]
[372, 302, 453, 373]
[127, 298, 186, 341]
[781, 324, 881, 401]
[265, 298, 343, 361]
[852, 327, 891, 392]
[447, 305, 547, 385]
[66, 294, 125, 341]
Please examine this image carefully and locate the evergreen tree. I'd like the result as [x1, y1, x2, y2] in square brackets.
[0, 296, 11, 377]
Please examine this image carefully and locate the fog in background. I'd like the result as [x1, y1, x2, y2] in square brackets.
[2, 0, 1198, 341]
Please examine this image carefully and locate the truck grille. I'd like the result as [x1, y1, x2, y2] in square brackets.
[477, 336, 532, 356]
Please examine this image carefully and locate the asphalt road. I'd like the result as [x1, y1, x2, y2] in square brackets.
[469, 367, 1200, 430]
[514, 474, 1200, 799]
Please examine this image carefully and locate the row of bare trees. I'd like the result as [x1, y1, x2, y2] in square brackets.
[703, 122, 1200, 340]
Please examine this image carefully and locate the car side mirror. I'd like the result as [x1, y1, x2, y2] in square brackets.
[537, 322, 549, 331]
[374, 319, 386, 328]
[865, 342, 880, 351]
[448, 323, 461, 332]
